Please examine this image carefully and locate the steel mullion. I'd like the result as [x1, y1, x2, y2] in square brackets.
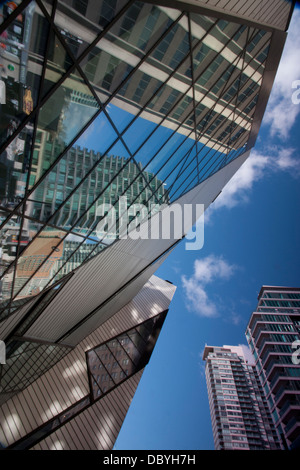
[170, 30, 269, 200]
[187, 12, 200, 184]
[0, 0, 136, 160]
[0, 9, 200, 235]
[224, 26, 251, 164]
[0, 0, 31, 35]
[167, 29, 269, 197]
[164, 25, 260, 192]
[0, 20, 263, 304]
[50, 22, 258, 270]
[0, 15, 220, 285]
[6, 0, 59, 315]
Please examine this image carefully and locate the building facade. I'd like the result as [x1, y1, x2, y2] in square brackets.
[246, 286, 300, 450]
[203, 344, 281, 450]
[0, 0, 295, 450]
[0, 274, 176, 449]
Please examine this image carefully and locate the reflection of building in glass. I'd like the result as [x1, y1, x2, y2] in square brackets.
[0, 0, 295, 451]
[28, 144, 168, 234]
[246, 286, 300, 450]
[203, 345, 281, 450]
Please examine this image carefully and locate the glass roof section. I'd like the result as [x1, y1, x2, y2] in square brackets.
[0, 0, 272, 315]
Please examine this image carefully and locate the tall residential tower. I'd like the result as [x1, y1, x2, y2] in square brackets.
[203, 344, 281, 450]
[246, 286, 300, 450]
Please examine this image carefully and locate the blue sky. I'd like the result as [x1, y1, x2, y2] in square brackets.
[114, 7, 300, 451]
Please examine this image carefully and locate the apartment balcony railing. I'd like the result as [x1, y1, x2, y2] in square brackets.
[279, 399, 300, 419]
[285, 416, 300, 435]
[274, 383, 300, 403]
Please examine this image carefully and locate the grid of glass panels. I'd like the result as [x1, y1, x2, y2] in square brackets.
[0, 337, 71, 397]
[86, 309, 167, 400]
[0, 0, 272, 315]
[4, 308, 167, 450]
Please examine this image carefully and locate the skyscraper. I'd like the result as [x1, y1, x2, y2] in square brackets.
[246, 286, 300, 450]
[203, 344, 281, 450]
[0, 0, 295, 450]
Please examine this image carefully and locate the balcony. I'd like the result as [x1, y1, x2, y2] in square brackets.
[279, 399, 300, 421]
[274, 383, 300, 405]
[285, 416, 300, 441]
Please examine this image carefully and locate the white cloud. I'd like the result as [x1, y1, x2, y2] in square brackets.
[263, 8, 300, 139]
[181, 255, 236, 318]
[211, 146, 300, 210]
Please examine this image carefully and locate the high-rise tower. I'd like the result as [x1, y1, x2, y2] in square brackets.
[246, 286, 300, 450]
[203, 344, 281, 450]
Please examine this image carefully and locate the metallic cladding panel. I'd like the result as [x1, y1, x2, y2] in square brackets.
[151, 0, 293, 31]
[23, 150, 249, 344]
[0, 276, 175, 447]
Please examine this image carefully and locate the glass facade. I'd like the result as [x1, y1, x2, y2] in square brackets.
[0, 2, 273, 317]
[4, 308, 167, 450]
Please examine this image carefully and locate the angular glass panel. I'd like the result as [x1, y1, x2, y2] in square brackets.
[0, 1, 24, 26]
[80, 42, 135, 103]
[108, 2, 179, 56]
[144, 128, 194, 179]
[26, 112, 118, 226]
[122, 112, 157, 154]
[153, 139, 197, 201]
[0, 338, 70, 395]
[10, 227, 65, 302]
[0, 2, 50, 148]
[49, 237, 106, 285]
[41, 31, 75, 99]
[30, 68, 100, 189]
[86, 311, 167, 401]
[133, 124, 177, 169]
[0, 214, 42, 307]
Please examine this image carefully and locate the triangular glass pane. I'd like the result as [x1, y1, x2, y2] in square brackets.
[0, 3, 50, 150]
[41, 30, 75, 99]
[0, 123, 34, 212]
[27, 110, 119, 228]
[86, 311, 167, 400]
[144, 130, 195, 183]
[29, 67, 100, 190]
[0, 0, 25, 26]
[122, 112, 157, 155]
[165, 143, 198, 201]
[11, 227, 66, 302]
[108, 3, 180, 56]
